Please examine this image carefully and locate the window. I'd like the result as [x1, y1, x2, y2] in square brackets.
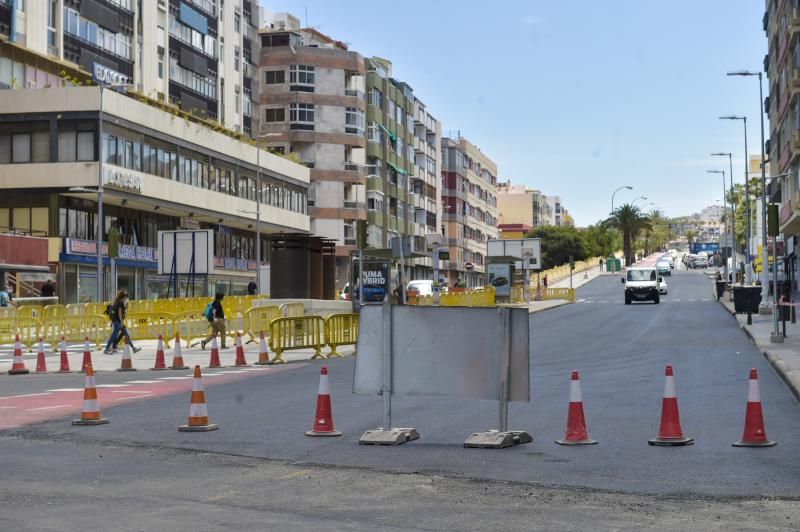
[289, 103, 314, 130]
[234, 12, 241, 32]
[31, 132, 49, 163]
[367, 122, 380, 143]
[234, 47, 240, 72]
[368, 88, 382, 109]
[289, 65, 315, 91]
[387, 99, 395, 121]
[396, 103, 402, 124]
[12, 134, 30, 163]
[265, 108, 285, 122]
[265, 70, 285, 84]
[396, 137, 404, 157]
[157, 51, 164, 79]
[345, 107, 365, 135]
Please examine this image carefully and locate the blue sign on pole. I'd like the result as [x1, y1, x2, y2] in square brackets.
[690, 242, 720, 254]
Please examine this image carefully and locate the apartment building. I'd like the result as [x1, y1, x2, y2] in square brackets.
[0, 0, 259, 136]
[364, 57, 441, 281]
[0, 86, 309, 302]
[257, 13, 366, 285]
[441, 136, 498, 288]
[496, 183, 552, 229]
[765, 0, 799, 293]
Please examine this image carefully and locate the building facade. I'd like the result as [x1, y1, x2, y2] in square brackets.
[257, 13, 366, 286]
[441, 136, 498, 288]
[1, 0, 259, 136]
[0, 86, 309, 302]
[765, 0, 799, 297]
[496, 182, 554, 230]
[364, 57, 441, 282]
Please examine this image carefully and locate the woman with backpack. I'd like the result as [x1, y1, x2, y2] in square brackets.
[201, 292, 227, 350]
[104, 289, 141, 355]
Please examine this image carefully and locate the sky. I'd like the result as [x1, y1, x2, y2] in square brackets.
[259, 1, 767, 227]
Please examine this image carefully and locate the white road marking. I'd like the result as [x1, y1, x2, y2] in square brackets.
[158, 376, 193, 380]
[111, 390, 153, 394]
[96, 384, 131, 388]
[45, 388, 83, 392]
[124, 380, 161, 384]
[115, 395, 153, 401]
[688, 299, 696, 302]
[28, 404, 71, 411]
[674, 299, 681, 302]
[702, 298, 710, 302]
[0, 393, 52, 399]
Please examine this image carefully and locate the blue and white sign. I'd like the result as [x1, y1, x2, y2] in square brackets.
[92, 62, 130, 87]
[690, 242, 720, 254]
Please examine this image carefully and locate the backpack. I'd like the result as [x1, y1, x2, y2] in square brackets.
[203, 302, 214, 322]
[105, 304, 115, 320]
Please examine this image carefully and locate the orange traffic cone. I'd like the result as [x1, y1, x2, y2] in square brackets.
[8, 334, 29, 375]
[151, 334, 167, 370]
[306, 366, 341, 437]
[233, 332, 248, 367]
[733, 368, 776, 447]
[170, 333, 188, 370]
[35, 338, 47, 373]
[555, 370, 597, 446]
[254, 331, 270, 365]
[117, 342, 136, 372]
[58, 336, 71, 373]
[72, 363, 109, 426]
[207, 334, 221, 368]
[80, 337, 92, 373]
[178, 365, 218, 432]
[649, 365, 694, 446]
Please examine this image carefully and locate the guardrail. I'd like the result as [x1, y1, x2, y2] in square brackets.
[409, 286, 495, 307]
[324, 313, 359, 357]
[269, 316, 325, 364]
[0, 316, 42, 350]
[244, 306, 281, 344]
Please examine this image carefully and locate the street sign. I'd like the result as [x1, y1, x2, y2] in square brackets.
[487, 238, 542, 270]
[465, 261, 474, 271]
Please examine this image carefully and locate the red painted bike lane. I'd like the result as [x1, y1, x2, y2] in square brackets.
[0, 364, 305, 430]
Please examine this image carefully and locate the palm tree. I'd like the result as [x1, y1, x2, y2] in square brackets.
[604, 204, 652, 266]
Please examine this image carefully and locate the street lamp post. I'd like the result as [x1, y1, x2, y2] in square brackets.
[611, 185, 633, 213]
[707, 170, 728, 280]
[712, 153, 736, 282]
[719, 115, 751, 283]
[631, 196, 648, 206]
[727, 72, 770, 305]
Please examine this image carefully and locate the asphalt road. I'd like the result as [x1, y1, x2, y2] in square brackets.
[4, 267, 800, 502]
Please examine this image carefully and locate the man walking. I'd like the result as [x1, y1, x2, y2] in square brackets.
[201, 292, 228, 350]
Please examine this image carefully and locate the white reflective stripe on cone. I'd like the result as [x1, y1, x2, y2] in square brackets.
[748, 378, 761, 403]
[663, 375, 676, 398]
[175, 340, 182, 356]
[123, 344, 131, 358]
[318, 375, 330, 396]
[82, 399, 99, 412]
[189, 403, 208, 418]
[211, 337, 218, 349]
[86, 376, 96, 388]
[38, 341, 44, 352]
[192, 379, 204, 392]
[569, 379, 582, 403]
[84, 341, 90, 351]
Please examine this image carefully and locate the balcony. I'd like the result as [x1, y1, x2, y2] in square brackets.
[367, 211, 384, 227]
[345, 88, 365, 101]
[366, 176, 384, 193]
[780, 191, 800, 234]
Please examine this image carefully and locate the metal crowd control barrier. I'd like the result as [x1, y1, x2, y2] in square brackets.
[15, 305, 41, 320]
[324, 313, 359, 357]
[541, 288, 576, 302]
[172, 311, 215, 347]
[0, 316, 40, 350]
[65, 303, 85, 316]
[244, 306, 281, 343]
[269, 316, 325, 363]
[279, 303, 305, 317]
[355, 304, 531, 447]
[42, 304, 67, 322]
[44, 315, 108, 350]
[123, 313, 173, 347]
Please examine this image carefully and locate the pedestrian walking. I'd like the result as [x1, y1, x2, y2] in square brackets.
[104, 289, 140, 354]
[543, 275, 548, 290]
[41, 279, 55, 298]
[247, 280, 257, 295]
[201, 292, 227, 350]
[599, 257, 605, 272]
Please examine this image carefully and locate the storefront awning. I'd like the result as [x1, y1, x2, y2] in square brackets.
[0, 263, 51, 273]
[379, 123, 397, 142]
[387, 161, 407, 175]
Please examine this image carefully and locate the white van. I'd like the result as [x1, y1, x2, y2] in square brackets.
[622, 267, 661, 304]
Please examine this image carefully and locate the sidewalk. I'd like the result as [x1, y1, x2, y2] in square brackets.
[550, 265, 609, 290]
[718, 296, 800, 400]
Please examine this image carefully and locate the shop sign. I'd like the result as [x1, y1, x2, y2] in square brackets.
[103, 166, 143, 193]
[214, 256, 257, 271]
[92, 62, 130, 86]
[65, 238, 157, 263]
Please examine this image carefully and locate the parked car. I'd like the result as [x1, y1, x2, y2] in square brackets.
[658, 277, 668, 295]
[692, 256, 708, 269]
[339, 283, 351, 300]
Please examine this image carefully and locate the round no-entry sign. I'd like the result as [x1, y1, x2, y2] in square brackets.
[465, 262, 474, 271]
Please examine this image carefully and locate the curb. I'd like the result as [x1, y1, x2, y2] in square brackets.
[717, 297, 800, 402]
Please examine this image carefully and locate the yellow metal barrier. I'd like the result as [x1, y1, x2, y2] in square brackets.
[269, 316, 325, 363]
[123, 313, 174, 347]
[127, 300, 155, 314]
[279, 302, 305, 317]
[15, 305, 42, 320]
[244, 306, 281, 343]
[66, 303, 86, 316]
[85, 302, 109, 316]
[541, 288, 576, 302]
[171, 311, 221, 347]
[0, 316, 40, 350]
[324, 313, 359, 357]
[42, 304, 68, 322]
[44, 315, 109, 350]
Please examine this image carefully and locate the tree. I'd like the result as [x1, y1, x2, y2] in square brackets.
[582, 224, 620, 258]
[525, 226, 589, 270]
[604, 204, 652, 266]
